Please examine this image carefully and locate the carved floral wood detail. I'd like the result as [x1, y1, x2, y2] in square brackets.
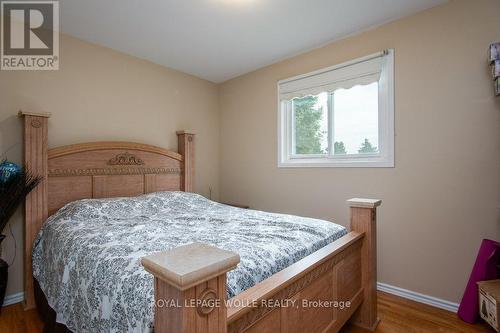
[31, 119, 42, 128]
[108, 152, 144, 165]
[197, 288, 218, 316]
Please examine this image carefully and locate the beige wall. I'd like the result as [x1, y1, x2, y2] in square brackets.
[0, 35, 221, 296]
[219, 0, 500, 303]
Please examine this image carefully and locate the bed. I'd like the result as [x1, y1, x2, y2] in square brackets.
[20, 111, 381, 333]
[33, 191, 348, 332]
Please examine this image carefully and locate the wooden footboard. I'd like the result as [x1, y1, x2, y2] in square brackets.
[142, 198, 380, 333]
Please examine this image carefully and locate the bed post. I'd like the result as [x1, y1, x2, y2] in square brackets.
[347, 198, 381, 331]
[176, 130, 195, 192]
[18, 111, 51, 310]
[142, 243, 239, 333]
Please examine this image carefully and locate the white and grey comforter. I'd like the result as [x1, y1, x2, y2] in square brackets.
[33, 191, 347, 333]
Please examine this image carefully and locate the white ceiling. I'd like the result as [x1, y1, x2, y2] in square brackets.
[60, 0, 446, 83]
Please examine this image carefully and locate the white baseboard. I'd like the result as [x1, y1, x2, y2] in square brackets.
[2, 291, 24, 307]
[377, 282, 459, 313]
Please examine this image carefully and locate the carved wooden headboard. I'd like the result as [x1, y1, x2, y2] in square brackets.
[47, 142, 188, 214]
[19, 111, 195, 309]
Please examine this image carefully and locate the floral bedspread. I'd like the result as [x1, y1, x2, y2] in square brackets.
[33, 191, 346, 333]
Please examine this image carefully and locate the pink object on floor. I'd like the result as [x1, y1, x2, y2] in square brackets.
[457, 239, 500, 323]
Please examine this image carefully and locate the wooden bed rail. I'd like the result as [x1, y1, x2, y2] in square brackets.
[143, 198, 381, 333]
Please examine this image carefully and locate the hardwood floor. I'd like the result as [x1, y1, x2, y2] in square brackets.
[0, 291, 493, 333]
[341, 292, 492, 333]
[0, 300, 43, 333]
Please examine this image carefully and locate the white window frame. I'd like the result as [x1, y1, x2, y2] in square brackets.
[277, 49, 395, 168]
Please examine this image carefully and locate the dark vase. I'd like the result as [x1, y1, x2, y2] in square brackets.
[0, 234, 8, 314]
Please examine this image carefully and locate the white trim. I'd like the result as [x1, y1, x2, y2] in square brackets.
[377, 282, 459, 313]
[277, 49, 395, 168]
[2, 291, 24, 307]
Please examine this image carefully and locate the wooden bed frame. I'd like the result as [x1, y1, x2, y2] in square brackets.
[21, 111, 381, 333]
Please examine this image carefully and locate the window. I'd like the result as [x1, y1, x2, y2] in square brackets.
[278, 50, 394, 167]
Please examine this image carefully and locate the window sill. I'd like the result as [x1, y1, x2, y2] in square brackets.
[278, 156, 394, 168]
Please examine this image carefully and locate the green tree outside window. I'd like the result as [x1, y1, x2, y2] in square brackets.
[293, 96, 324, 154]
[334, 141, 347, 154]
[358, 138, 378, 154]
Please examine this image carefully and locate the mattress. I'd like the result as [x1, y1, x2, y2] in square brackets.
[32, 191, 347, 333]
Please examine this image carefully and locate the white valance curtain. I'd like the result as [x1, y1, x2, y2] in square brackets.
[278, 51, 386, 101]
